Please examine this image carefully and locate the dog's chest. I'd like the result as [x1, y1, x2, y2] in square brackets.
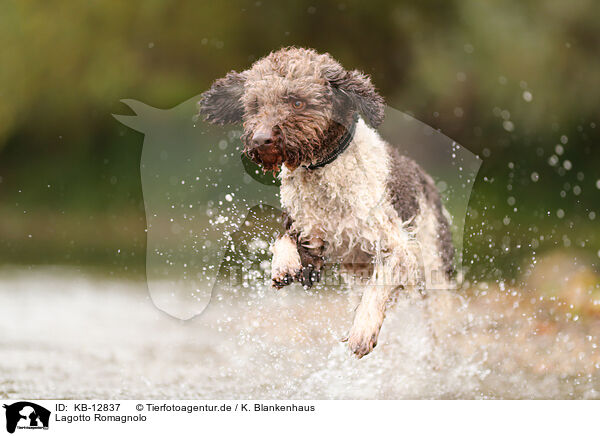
[278, 128, 391, 256]
[281, 168, 364, 229]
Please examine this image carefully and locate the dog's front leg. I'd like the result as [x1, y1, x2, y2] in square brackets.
[296, 236, 325, 288]
[345, 281, 391, 358]
[270, 233, 302, 288]
[270, 233, 326, 289]
[271, 210, 325, 289]
[345, 253, 414, 358]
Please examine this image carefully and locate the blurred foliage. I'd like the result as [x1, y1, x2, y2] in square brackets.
[0, 0, 598, 279]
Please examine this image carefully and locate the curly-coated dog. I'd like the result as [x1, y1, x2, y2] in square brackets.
[199, 47, 454, 358]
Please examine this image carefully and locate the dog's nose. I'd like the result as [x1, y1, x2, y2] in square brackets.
[251, 130, 272, 150]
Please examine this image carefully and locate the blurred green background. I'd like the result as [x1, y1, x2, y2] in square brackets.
[0, 0, 598, 284]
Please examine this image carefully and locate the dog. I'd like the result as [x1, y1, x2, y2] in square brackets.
[199, 47, 454, 358]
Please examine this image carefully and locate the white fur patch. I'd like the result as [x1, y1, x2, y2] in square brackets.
[279, 118, 403, 260]
[270, 234, 302, 283]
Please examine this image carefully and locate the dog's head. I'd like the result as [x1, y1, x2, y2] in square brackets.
[198, 47, 385, 172]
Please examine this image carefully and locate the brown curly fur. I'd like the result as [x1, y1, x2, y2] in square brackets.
[199, 47, 384, 172]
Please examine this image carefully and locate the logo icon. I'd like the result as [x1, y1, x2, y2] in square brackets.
[3, 402, 50, 434]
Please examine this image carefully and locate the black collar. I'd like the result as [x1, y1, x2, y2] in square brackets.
[304, 113, 359, 170]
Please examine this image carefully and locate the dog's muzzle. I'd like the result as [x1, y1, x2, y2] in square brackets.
[244, 127, 284, 172]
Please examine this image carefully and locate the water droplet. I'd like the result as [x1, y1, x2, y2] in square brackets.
[503, 120, 514, 132]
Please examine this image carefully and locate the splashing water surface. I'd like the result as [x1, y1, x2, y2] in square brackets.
[2, 268, 599, 399]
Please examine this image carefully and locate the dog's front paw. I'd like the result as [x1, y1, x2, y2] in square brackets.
[270, 234, 302, 289]
[272, 271, 297, 289]
[343, 325, 380, 359]
[342, 304, 384, 358]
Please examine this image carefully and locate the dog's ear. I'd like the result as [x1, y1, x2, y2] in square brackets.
[198, 71, 246, 125]
[326, 67, 385, 128]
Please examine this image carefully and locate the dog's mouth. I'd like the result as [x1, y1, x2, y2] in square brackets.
[244, 142, 284, 174]
[243, 126, 289, 174]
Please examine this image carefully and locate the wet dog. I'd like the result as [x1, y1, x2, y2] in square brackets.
[199, 47, 453, 358]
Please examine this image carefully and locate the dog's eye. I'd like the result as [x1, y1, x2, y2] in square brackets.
[291, 100, 305, 110]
